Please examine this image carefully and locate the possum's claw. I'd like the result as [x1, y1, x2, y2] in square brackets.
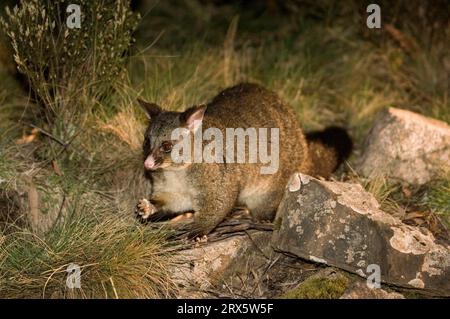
[135, 198, 156, 219]
[193, 235, 208, 247]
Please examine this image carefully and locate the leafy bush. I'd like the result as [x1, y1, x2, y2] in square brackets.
[0, 0, 140, 140]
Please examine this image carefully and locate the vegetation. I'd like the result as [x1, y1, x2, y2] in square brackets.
[0, 0, 448, 298]
[0, 214, 178, 298]
[0, 0, 139, 136]
[281, 272, 349, 299]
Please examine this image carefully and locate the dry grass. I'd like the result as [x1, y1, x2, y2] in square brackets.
[0, 214, 179, 298]
[99, 109, 145, 152]
[359, 174, 404, 218]
[0, 141, 179, 298]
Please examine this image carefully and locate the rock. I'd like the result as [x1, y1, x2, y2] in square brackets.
[171, 231, 274, 298]
[340, 281, 405, 299]
[171, 230, 317, 298]
[272, 173, 450, 296]
[358, 107, 450, 185]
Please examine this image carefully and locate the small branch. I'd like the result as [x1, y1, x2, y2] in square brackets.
[151, 218, 273, 243]
[54, 193, 67, 226]
[24, 123, 68, 147]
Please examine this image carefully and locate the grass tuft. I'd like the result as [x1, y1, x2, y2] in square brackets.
[0, 205, 179, 298]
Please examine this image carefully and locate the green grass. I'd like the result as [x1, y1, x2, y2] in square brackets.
[422, 177, 450, 229]
[0, 0, 449, 298]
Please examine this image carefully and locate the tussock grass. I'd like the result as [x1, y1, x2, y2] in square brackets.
[0, 139, 177, 298]
[355, 171, 450, 237]
[0, 212, 179, 298]
[360, 174, 403, 217]
[132, 0, 449, 140]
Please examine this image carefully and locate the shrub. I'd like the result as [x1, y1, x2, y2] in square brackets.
[0, 0, 140, 141]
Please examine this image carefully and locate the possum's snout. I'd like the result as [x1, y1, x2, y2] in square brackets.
[144, 155, 159, 170]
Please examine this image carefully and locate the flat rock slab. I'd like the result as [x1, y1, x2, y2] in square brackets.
[358, 107, 450, 185]
[171, 229, 321, 298]
[171, 231, 274, 297]
[272, 173, 450, 296]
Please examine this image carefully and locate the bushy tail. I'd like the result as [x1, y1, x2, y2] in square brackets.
[306, 126, 353, 178]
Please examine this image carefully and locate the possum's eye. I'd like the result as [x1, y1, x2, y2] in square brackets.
[161, 141, 173, 153]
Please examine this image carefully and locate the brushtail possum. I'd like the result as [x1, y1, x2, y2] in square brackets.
[136, 83, 352, 236]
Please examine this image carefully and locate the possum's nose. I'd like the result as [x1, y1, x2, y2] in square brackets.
[144, 155, 158, 170]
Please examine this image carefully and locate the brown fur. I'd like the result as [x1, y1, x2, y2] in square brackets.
[138, 83, 351, 235]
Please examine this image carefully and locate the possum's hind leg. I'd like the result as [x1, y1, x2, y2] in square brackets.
[242, 190, 283, 222]
[188, 185, 239, 237]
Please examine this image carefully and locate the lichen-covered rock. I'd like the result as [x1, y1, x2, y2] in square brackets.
[358, 107, 450, 185]
[272, 173, 450, 296]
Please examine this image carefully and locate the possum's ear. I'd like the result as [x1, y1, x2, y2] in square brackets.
[138, 99, 162, 119]
[180, 105, 207, 133]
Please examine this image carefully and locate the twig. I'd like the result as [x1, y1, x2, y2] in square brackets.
[38, 130, 81, 171]
[250, 255, 281, 295]
[24, 122, 68, 147]
[433, 212, 450, 239]
[53, 193, 67, 228]
[208, 232, 248, 242]
[244, 230, 271, 260]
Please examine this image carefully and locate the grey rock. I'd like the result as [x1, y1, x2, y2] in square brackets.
[272, 173, 450, 296]
[171, 229, 319, 298]
[171, 231, 274, 298]
[358, 107, 450, 185]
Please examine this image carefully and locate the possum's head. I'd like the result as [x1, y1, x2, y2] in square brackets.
[138, 99, 206, 172]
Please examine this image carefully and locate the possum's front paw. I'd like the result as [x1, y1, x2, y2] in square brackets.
[135, 198, 156, 220]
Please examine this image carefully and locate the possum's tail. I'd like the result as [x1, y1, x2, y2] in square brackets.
[306, 126, 353, 178]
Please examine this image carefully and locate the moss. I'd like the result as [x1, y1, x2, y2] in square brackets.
[280, 274, 349, 299]
[401, 290, 425, 299]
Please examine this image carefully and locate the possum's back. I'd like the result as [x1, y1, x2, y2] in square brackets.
[202, 82, 312, 185]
